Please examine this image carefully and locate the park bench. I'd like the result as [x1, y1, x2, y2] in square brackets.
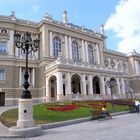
[89, 103, 111, 120]
[73, 101, 111, 120]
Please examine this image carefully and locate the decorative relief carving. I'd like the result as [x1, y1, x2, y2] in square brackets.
[0, 28, 9, 40]
[110, 59, 115, 68]
[123, 62, 127, 72]
[0, 29, 8, 36]
[104, 58, 109, 67]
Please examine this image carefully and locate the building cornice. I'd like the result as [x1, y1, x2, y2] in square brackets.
[0, 15, 38, 32]
[103, 48, 127, 58]
[38, 20, 105, 41]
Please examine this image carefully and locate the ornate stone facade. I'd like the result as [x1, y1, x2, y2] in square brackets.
[0, 11, 140, 106]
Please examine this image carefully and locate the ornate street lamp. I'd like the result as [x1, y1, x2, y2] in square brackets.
[10, 31, 42, 137]
[106, 78, 116, 111]
[14, 31, 39, 98]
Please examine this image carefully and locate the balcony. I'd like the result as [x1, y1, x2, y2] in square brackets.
[46, 57, 127, 75]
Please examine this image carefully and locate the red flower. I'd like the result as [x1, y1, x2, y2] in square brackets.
[47, 104, 78, 112]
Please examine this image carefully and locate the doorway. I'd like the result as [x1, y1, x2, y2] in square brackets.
[0, 92, 5, 106]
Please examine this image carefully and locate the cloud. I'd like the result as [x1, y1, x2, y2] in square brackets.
[32, 5, 39, 12]
[105, 0, 140, 53]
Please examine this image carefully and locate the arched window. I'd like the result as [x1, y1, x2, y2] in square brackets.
[53, 36, 61, 58]
[88, 44, 94, 64]
[72, 41, 80, 60]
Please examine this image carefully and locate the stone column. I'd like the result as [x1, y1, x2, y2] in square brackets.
[121, 78, 125, 94]
[64, 35, 69, 59]
[19, 67, 22, 87]
[89, 75, 93, 95]
[135, 60, 139, 74]
[67, 73, 72, 95]
[9, 30, 14, 56]
[82, 74, 86, 95]
[82, 40, 86, 62]
[116, 78, 121, 94]
[96, 43, 100, 64]
[69, 36, 72, 59]
[32, 68, 35, 87]
[45, 77, 49, 102]
[101, 76, 105, 95]
[106, 82, 111, 95]
[45, 28, 49, 57]
[41, 25, 47, 58]
[57, 72, 63, 100]
[50, 31, 53, 57]
[85, 41, 89, 63]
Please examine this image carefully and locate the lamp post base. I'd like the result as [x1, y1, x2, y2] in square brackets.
[9, 98, 42, 137]
[9, 126, 42, 137]
[17, 99, 34, 128]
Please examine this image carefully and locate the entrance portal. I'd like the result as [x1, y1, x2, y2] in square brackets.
[0, 92, 5, 106]
[93, 76, 101, 94]
[49, 76, 57, 101]
[71, 74, 81, 94]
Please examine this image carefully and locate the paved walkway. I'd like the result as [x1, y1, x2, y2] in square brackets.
[0, 106, 140, 140]
[29, 113, 140, 140]
[0, 106, 17, 136]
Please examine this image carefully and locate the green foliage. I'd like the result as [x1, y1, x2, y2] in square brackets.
[33, 104, 91, 124]
[0, 101, 130, 127]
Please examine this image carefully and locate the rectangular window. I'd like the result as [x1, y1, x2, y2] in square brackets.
[0, 69, 5, 80]
[0, 41, 7, 53]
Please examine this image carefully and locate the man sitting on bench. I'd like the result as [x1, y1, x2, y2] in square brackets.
[101, 105, 112, 119]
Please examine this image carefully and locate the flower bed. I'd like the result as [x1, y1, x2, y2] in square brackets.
[47, 104, 78, 112]
[74, 101, 106, 110]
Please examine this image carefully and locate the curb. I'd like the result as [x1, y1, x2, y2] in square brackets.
[40, 111, 130, 130]
[40, 117, 91, 130]
[0, 110, 130, 138]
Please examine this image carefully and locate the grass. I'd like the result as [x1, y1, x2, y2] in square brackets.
[33, 104, 91, 124]
[0, 101, 130, 127]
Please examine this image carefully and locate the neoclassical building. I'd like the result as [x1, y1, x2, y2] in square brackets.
[0, 11, 140, 106]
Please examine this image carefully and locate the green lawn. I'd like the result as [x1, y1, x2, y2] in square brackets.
[0, 101, 130, 127]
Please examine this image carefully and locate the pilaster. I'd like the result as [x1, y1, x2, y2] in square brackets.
[67, 73, 72, 95]
[121, 78, 125, 94]
[19, 67, 22, 87]
[82, 40, 86, 62]
[96, 43, 100, 64]
[82, 74, 86, 95]
[89, 75, 93, 94]
[57, 72, 63, 96]
[101, 76, 105, 95]
[68, 36, 72, 59]
[49, 31, 53, 57]
[116, 78, 121, 94]
[45, 77, 50, 102]
[65, 35, 69, 58]
[85, 41, 89, 63]
[32, 68, 35, 87]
